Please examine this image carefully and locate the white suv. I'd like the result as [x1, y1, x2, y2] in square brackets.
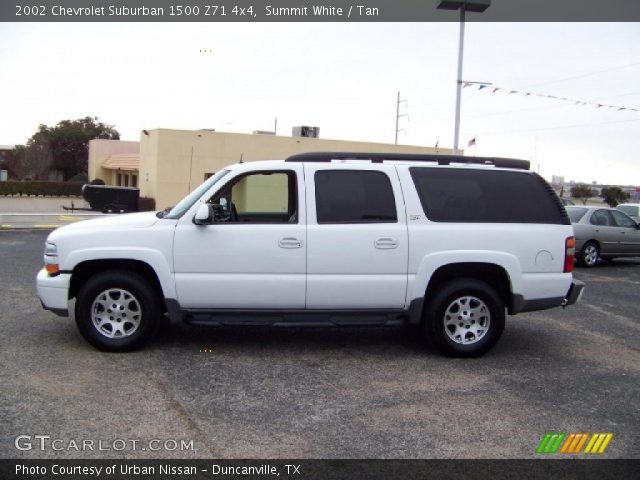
[37, 152, 584, 357]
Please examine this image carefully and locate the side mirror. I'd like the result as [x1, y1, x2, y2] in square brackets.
[193, 204, 213, 225]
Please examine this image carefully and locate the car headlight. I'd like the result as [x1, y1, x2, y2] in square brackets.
[44, 242, 59, 275]
[44, 242, 58, 257]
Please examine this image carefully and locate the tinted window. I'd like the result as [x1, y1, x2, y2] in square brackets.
[409, 168, 568, 224]
[567, 207, 588, 223]
[611, 210, 637, 228]
[617, 205, 639, 217]
[590, 209, 614, 226]
[315, 170, 397, 224]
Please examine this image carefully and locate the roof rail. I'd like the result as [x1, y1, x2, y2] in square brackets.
[284, 151, 530, 170]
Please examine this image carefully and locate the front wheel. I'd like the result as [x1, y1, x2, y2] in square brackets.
[423, 279, 505, 358]
[75, 270, 160, 352]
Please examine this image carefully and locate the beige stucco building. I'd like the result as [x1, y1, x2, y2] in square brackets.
[89, 129, 453, 210]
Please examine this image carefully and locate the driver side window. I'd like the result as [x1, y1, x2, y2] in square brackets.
[611, 210, 636, 228]
[209, 170, 297, 224]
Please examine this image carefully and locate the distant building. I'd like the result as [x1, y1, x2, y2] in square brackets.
[0, 145, 15, 163]
[89, 128, 453, 209]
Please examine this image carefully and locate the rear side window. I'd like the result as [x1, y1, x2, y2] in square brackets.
[315, 170, 397, 224]
[409, 167, 569, 224]
[567, 207, 588, 223]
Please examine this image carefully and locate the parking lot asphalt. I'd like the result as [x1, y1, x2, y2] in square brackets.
[0, 230, 638, 459]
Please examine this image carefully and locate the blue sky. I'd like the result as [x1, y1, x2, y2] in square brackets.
[1, 22, 638, 184]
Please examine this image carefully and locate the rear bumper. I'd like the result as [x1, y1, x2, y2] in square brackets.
[562, 279, 585, 307]
[36, 268, 70, 317]
[510, 279, 585, 314]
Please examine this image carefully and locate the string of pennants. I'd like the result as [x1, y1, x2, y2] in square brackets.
[465, 83, 640, 113]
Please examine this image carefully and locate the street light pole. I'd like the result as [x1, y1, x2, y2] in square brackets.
[437, 0, 491, 154]
[453, 5, 466, 154]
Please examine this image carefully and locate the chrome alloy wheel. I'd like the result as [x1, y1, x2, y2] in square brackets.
[583, 244, 599, 266]
[91, 289, 141, 339]
[443, 296, 491, 345]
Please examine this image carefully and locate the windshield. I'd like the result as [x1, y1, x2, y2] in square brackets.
[164, 170, 230, 219]
[566, 206, 588, 223]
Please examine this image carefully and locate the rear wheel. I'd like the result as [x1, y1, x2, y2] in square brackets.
[578, 241, 599, 267]
[423, 279, 505, 357]
[75, 270, 160, 352]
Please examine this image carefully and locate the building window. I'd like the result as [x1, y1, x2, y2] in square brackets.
[116, 173, 122, 186]
[132, 175, 138, 188]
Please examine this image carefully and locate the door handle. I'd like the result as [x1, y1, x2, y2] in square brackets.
[375, 237, 398, 249]
[278, 237, 303, 249]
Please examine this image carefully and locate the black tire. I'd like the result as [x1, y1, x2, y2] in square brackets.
[75, 270, 160, 352]
[577, 241, 599, 268]
[423, 279, 505, 358]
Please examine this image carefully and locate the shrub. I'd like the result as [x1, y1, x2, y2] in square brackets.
[89, 178, 105, 185]
[68, 172, 88, 183]
[0, 181, 83, 197]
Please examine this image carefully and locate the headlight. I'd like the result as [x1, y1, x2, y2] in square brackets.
[44, 242, 58, 256]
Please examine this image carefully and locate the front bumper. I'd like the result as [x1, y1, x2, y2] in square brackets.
[562, 279, 585, 307]
[36, 268, 70, 317]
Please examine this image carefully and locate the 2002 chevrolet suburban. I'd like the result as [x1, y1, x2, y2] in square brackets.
[37, 152, 584, 357]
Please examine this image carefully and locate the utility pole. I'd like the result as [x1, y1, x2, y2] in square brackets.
[395, 91, 408, 145]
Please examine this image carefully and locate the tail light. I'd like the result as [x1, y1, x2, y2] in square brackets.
[564, 237, 575, 273]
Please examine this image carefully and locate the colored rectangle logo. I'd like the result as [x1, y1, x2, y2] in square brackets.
[537, 433, 612, 454]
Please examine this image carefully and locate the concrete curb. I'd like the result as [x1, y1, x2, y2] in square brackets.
[0, 213, 105, 230]
[1, 224, 63, 230]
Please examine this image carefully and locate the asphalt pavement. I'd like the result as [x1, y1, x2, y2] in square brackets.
[0, 230, 638, 459]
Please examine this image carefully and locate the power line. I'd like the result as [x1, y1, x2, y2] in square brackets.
[523, 61, 640, 89]
[479, 117, 640, 136]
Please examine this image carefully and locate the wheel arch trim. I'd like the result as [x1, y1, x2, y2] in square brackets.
[65, 248, 175, 299]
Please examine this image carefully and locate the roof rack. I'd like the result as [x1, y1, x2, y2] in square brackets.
[284, 152, 530, 170]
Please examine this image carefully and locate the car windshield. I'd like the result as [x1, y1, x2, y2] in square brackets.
[617, 205, 638, 216]
[163, 170, 230, 219]
[566, 206, 588, 223]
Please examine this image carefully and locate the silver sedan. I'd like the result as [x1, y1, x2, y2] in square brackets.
[566, 206, 640, 267]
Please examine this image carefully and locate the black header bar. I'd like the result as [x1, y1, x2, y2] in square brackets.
[2, 459, 640, 480]
[2, 0, 640, 22]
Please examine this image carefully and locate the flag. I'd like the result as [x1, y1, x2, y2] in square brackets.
[468, 137, 476, 147]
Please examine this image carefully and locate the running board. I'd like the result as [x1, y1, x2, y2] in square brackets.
[182, 309, 407, 327]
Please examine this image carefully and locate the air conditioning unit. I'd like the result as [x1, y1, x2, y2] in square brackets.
[292, 126, 319, 138]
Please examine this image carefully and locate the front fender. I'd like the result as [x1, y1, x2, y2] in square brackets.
[63, 248, 176, 299]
